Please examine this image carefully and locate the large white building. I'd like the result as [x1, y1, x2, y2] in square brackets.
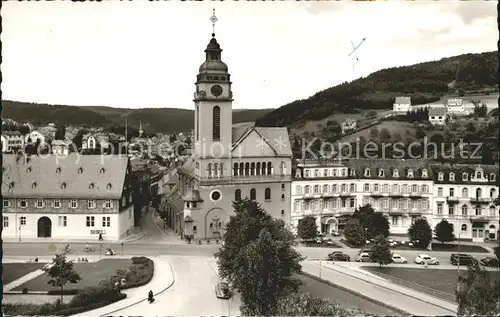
[165, 25, 293, 242]
[446, 98, 466, 115]
[393, 96, 411, 114]
[2, 154, 135, 241]
[1, 131, 25, 153]
[431, 164, 498, 242]
[428, 106, 447, 126]
[291, 159, 499, 242]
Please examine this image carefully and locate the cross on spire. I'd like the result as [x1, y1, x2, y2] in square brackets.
[210, 7, 218, 37]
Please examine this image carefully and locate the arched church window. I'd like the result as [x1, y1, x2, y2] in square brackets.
[214, 163, 218, 177]
[220, 163, 224, 177]
[210, 223, 214, 229]
[212, 106, 221, 141]
[261, 162, 267, 175]
[265, 188, 271, 200]
[245, 163, 250, 176]
[267, 162, 273, 175]
[235, 189, 241, 201]
[193, 226, 197, 234]
[250, 162, 255, 176]
[208, 163, 212, 178]
[250, 188, 256, 201]
[256, 162, 261, 175]
[280, 161, 286, 176]
[233, 163, 238, 176]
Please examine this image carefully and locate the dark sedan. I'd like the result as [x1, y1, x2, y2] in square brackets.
[480, 257, 499, 267]
[328, 252, 351, 261]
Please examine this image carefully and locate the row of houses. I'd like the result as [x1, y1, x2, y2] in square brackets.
[393, 96, 471, 125]
[1, 154, 168, 241]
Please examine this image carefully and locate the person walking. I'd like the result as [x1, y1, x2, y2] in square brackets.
[148, 290, 154, 303]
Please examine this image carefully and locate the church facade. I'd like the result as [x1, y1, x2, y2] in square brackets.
[172, 32, 293, 241]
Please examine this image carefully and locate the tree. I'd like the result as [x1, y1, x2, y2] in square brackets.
[370, 234, 392, 267]
[43, 253, 82, 302]
[72, 130, 85, 150]
[55, 125, 66, 140]
[238, 229, 300, 316]
[379, 128, 391, 142]
[456, 261, 500, 315]
[351, 204, 390, 239]
[215, 199, 303, 298]
[435, 219, 455, 244]
[407, 217, 432, 249]
[343, 219, 365, 246]
[296, 216, 318, 241]
[276, 293, 365, 316]
[416, 127, 426, 139]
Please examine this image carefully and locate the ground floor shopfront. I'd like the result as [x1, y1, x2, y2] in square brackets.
[1, 207, 135, 241]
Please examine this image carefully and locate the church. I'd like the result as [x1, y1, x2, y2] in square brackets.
[169, 16, 293, 241]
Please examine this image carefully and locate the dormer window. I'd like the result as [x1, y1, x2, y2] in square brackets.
[56, 167, 61, 173]
[350, 169, 356, 176]
[462, 173, 468, 181]
[295, 169, 302, 178]
[89, 183, 95, 189]
[32, 182, 37, 189]
[107, 183, 112, 189]
[61, 182, 67, 189]
[305, 170, 310, 178]
[476, 170, 483, 179]
[421, 169, 428, 178]
[9, 182, 14, 189]
[26, 167, 31, 173]
[438, 172, 444, 181]
[78, 167, 83, 174]
[364, 168, 371, 177]
[393, 169, 399, 178]
[407, 169, 414, 178]
[378, 169, 385, 177]
[100, 168, 105, 174]
[490, 173, 496, 181]
[449, 173, 455, 181]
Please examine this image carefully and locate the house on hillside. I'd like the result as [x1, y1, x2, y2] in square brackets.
[428, 107, 447, 126]
[82, 133, 110, 151]
[1, 131, 24, 153]
[341, 119, 357, 135]
[446, 98, 465, 115]
[51, 140, 71, 156]
[393, 96, 411, 114]
[24, 130, 47, 145]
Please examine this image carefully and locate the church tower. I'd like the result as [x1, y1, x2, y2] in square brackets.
[193, 10, 233, 179]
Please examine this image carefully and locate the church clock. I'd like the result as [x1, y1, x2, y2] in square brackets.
[211, 84, 223, 97]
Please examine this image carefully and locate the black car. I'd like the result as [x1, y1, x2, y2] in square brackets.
[451, 253, 476, 266]
[480, 257, 499, 267]
[328, 252, 350, 261]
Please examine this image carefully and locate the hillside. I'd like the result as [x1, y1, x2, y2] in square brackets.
[255, 51, 498, 128]
[1, 101, 274, 133]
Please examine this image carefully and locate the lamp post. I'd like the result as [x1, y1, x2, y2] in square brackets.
[456, 229, 461, 293]
[319, 260, 322, 278]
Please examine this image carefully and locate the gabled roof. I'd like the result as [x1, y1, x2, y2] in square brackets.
[429, 107, 447, 116]
[2, 131, 22, 137]
[395, 96, 411, 104]
[430, 164, 499, 183]
[345, 159, 432, 180]
[2, 154, 129, 198]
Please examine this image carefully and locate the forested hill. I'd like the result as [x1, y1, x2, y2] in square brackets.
[255, 51, 498, 127]
[1, 101, 273, 133]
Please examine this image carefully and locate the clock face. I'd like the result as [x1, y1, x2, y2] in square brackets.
[211, 85, 223, 97]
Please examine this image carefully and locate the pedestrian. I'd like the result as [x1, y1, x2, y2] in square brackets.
[148, 290, 154, 303]
[424, 259, 428, 268]
[98, 233, 103, 241]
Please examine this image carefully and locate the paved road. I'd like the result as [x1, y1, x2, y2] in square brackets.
[112, 255, 241, 316]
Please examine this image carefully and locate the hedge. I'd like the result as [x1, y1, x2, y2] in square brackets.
[120, 256, 154, 289]
[2, 288, 127, 316]
[47, 289, 80, 295]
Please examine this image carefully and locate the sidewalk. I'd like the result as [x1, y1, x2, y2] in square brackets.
[302, 261, 458, 316]
[2, 231, 146, 244]
[152, 214, 188, 245]
[71, 257, 175, 317]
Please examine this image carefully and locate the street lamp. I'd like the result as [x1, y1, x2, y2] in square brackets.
[456, 229, 461, 292]
[319, 260, 322, 278]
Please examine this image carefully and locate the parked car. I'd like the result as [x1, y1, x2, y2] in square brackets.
[215, 282, 231, 299]
[451, 253, 477, 266]
[328, 251, 351, 261]
[414, 254, 439, 265]
[358, 249, 372, 255]
[391, 253, 408, 264]
[331, 231, 341, 237]
[480, 257, 499, 267]
[356, 252, 372, 262]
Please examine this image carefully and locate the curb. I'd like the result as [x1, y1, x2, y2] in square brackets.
[121, 232, 146, 244]
[300, 271, 410, 316]
[98, 260, 176, 316]
[315, 263, 457, 314]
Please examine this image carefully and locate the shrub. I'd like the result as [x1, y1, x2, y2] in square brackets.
[121, 257, 154, 289]
[68, 285, 121, 308]
[47, 289, 80, 295]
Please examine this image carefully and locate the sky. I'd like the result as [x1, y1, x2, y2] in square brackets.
[2, 1, 497, 110]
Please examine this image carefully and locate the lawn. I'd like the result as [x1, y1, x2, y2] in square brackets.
[362, 267, 499, 297]
[430, 243, 490, 253]
[3, 263, 46, 285]
[302, 241, 343, 248]
[13, 259, 132, 292]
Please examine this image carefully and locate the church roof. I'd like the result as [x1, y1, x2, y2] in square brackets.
[232, 126, 292, 157]
[2, 154, 129, 199]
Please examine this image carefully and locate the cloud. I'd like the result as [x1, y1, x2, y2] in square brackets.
[444, 1, 497, 24]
